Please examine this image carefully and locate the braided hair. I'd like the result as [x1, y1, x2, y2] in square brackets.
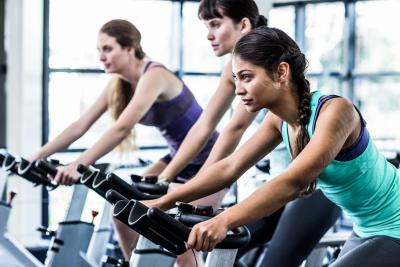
[234, 26, 315, 195]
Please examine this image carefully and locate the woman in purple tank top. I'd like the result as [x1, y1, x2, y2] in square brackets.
[29, 19, 219, 264]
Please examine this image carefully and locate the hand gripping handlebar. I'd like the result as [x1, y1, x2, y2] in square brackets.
[106, 189, 250, 255]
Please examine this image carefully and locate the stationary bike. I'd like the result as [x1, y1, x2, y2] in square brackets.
[1, 152, 97, 267]
[76, 164, 170, 266]
[106, 188, 250, 267]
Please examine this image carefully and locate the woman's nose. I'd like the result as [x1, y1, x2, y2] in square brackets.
[207, 31, 214, 41]
[234, 83, 245, 96]
[99, 52, 106, 62]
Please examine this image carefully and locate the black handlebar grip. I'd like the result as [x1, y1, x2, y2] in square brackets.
[0, 152, 6, 166]
[77, 164, 90, 174]
[147, 207, 191, 240]
[2, 154, 17, 172]
[106, 173, 161, 200]
[36, 160, 58, 177]
[105, 189, 128, 204]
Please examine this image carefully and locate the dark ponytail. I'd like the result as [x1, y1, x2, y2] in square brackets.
[234, 26, 315, 195]
[198, 0, 268, 28]
[255, 14, 268, 27]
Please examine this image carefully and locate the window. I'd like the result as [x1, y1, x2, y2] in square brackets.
[269, 6, 295, 39]
[47, 0, 179, 150]
[355, 0, 400, 73]
[272, 1, 400, 141]
[44, 0, 227, 227]
[353, 0, 400, 141]
[305, 2, 345, 74]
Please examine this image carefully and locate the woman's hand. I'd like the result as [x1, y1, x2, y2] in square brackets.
[141, 198, 167, 210]
[53, 163, 80, 185]
[187, 216, 228, 252]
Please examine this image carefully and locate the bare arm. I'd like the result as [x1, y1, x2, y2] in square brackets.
[200, 102, 258, 170]
[155, 112, 283, 210]
[158, 62, 236, 180]
[30, 82, 110, 160]
[54, 68, 169, 184]
[220, 98, 358, 227]
[74, 69, 168, 166]
[187, 98, 359, 251]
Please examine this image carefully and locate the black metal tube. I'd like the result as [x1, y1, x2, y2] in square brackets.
[105, 189, 127, 204]
[106, 173, 161, 200]
[35, 159, 57, 177]
[17, 158, 57, 189]
[2, 154, 17, 173]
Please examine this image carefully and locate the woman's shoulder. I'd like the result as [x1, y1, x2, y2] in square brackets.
[319, 96, 354, 114]
[141, 61, 173, 81]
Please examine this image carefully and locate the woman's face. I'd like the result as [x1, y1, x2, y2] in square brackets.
[232, 55, 280, 112]
[203, 13, 245, 57]
[97, 32, 132, 73]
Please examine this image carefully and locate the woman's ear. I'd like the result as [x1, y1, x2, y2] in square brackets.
[277, 62, 290, 82]
[126, 46, 135, 57]
[240, 17, 252, 34]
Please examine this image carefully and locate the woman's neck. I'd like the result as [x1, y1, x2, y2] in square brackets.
[119, 58, 147, 85]
[271, 89, 301, 128]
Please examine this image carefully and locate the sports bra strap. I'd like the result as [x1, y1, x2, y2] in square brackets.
[143, 61, 166, 74]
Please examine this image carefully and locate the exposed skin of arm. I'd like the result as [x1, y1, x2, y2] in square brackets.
[153, 111, 283, 211]
[29, 82, 111, 161]
[200, 101, 258, 170]
[186, 98, 359, 252]
[54, 68, 171, 184]
[158, 61, 237, 180]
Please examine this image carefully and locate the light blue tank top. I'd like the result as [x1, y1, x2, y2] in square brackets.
[281, 91, 400, 238]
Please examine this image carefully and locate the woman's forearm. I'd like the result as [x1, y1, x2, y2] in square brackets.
[73, 125, 130, 166]
[201, 124, 246, 170]
[159, 157, 237, 209]
[201, 107, 258, 170]
[220, 174, 302, 230]
[158, 122, 216, 180]
[31, 121, 85, 160]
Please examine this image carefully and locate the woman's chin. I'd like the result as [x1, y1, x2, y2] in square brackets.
[245, 105, 260, 113]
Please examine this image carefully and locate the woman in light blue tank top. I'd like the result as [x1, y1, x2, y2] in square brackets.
[149, 26, 400, 267]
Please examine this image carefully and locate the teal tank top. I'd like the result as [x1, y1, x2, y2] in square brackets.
[281, 91, 400, 238]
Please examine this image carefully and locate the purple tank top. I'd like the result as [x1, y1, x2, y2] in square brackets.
[138, 61, 219, 165]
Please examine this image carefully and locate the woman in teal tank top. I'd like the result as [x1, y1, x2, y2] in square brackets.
[148, 26, 400, 267]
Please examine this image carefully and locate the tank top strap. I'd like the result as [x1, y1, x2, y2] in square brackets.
[143, 61, 167, 74]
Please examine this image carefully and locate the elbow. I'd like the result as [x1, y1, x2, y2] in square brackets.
[288, 177, 317, 200]
[114, 124, 132, 138]
[226, 119, 248, 135]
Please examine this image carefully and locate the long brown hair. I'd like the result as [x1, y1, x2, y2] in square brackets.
[233, 26, 315, 195]
[100, 19, 145, 151]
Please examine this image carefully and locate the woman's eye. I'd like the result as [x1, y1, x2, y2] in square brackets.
[210, 22, 219, 28]
[242, 75, 251, 81]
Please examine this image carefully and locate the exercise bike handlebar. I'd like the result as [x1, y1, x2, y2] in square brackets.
[18, 158, 58, 190]
[0, 152, 6, 166]
[35, 159, 58, 177]
[1, 153, 58, 190]
[106, 189, 250, 255]
[2, 153, 18, 172]
[77, 163, 164, 201]
[106, 172, 163, 200]
[148, 207, 251, 250]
